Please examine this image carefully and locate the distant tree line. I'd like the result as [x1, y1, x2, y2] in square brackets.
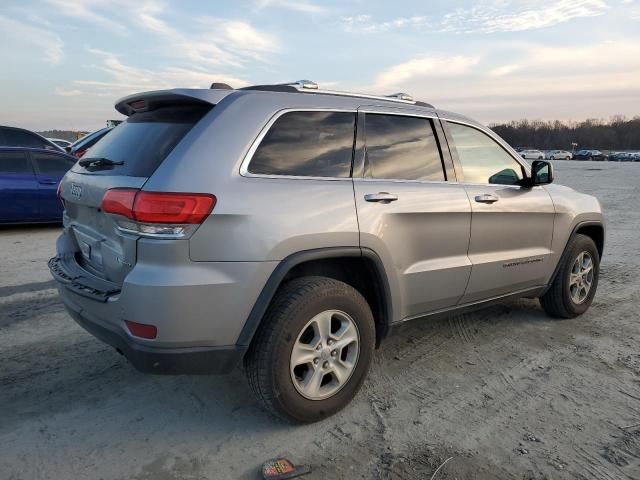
[36, 130, 87, 142]
[490, 116, 640, 150]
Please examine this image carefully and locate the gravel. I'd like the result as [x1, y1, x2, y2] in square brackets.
[1, 160, 639, 479]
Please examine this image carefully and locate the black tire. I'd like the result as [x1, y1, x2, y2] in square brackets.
[540, 234, 600, 318]
[245, 276, 375, 423]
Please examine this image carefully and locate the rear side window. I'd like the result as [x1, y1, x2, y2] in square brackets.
[32, 152, 75, 175]
[72, 105, 211, 177]
[1, 129, 49, 149]
[248, 111, 355, 177]
[0, 151, 32, 174]
[364, 114, 445, 181]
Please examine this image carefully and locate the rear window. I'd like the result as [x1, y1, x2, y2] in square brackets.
[72, 105, 211, 177]
[248, 111, 355, 178]
[1, 128, 49, 149]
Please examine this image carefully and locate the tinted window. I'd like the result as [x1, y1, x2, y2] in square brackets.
[0, 151, 32, 174]
[32, 152, 74, 175]
[365, 114, 444, 181]
[448, 122, 524, 185]
[72, 105, 211, 177]
[1, 129, 48, 149]
[249, 111, 355, 177]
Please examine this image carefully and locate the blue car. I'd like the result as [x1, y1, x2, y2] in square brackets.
[0, 147, 76, 224]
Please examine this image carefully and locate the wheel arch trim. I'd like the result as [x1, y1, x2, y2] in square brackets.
[546, 220, 604, 293]
[236, 247, 393, 347]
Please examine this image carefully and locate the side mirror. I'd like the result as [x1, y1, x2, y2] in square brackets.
[65, 146, 72, 153]
[528, 160, 554, 186]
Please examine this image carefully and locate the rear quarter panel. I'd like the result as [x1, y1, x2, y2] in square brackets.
[144, 91, 361, 262]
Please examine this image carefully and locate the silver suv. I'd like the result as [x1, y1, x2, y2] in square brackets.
[50, 81, 604, 422]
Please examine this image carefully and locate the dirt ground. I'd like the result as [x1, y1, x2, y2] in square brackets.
[1, 160, 639, 479]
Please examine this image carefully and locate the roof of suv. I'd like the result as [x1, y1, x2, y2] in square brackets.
[114, 82, 481, 131]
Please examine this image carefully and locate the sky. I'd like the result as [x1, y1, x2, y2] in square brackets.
[0, 0, 639, 131]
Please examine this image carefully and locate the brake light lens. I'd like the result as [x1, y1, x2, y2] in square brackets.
[101, 188, 216, 224]
[76, 149, 87, 158]
[125, 320, 157, 339]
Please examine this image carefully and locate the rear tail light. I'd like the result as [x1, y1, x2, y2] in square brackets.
[125, 320, 157, 339]
[101, 188, 216, 238]
[75, 149, 87, 158]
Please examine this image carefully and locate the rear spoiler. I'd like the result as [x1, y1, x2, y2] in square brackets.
[115, 88, 235, 116]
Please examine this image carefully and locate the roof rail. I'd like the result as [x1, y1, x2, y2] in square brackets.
[239, 80, 433, 108]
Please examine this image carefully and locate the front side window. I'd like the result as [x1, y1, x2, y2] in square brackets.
[0, 151, 32, 174]
[448, 122, 524, 185]
[248, 111, 355, 177]
[364, 114, 445, 181]
[32, 152, 75, 175]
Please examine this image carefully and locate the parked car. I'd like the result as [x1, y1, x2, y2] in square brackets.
[520, 149, 545, 160]
[66, 127, 112, 158]
[574, 150, 607, 161]
[47, 138, 73, 149]
[0, 126, 63, 152]
[0, 146, 76, 223]
[50, 81, 605, 422]
[546, 150, 572, 160]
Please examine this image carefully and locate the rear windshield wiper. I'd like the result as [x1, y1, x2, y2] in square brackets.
[78, 157, 124, 168]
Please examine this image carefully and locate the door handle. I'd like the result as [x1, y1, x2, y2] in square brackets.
[474, 194, 499, 204]
[364, 192, 398, 203]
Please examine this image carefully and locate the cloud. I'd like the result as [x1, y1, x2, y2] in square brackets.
[342, 14, 430, 33]
[55, 88, 83, 97]
[44, 0, 128, 34]
[0, 15, 63, 64]
[364, 40, 640, 122]
[372, 55, 480, 90]
[66, 49, 248, 97]
[344, 1, 609, 35]
[255, 0, 326, 14]
[440, 0, 609, 33]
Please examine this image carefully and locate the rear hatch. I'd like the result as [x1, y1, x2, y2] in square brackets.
[58, 96, 215, 287]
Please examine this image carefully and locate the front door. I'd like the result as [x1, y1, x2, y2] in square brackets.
[354, 109, 472, 321]
[443, 121, 555, 303]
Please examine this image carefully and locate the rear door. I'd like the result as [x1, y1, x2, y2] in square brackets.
[30, 150, 75, 220]
[442, 120, 555, 303]
[0, 149, 39, 222]
[58, 102, 213, 285]
[354, 108, 472, 320]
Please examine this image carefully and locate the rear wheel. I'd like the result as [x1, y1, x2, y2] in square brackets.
[540, 234, 599, 318]
[245, 276, 375, 422]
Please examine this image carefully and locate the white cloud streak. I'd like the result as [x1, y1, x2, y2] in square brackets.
[372, 55, 480, 90]
[255, 0, 326, 14]
[345, 0, 610, 34]
[0, 15, 64, 64]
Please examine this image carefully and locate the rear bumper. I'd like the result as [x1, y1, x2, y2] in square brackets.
[60, 287, 246, 374]
[49, 244, 276, 374]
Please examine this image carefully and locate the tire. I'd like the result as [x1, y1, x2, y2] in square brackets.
[245, 276, 375, 423]
[550, 156, 556, 160]
[540, 234, 600, 318]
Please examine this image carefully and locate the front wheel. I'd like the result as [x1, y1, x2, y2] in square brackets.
[245, 276, 375, 422]
[540, 234, 600, 318]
